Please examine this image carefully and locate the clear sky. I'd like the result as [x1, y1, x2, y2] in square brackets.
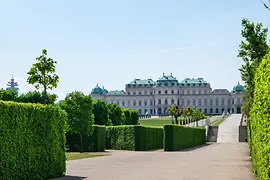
[0, 0, 269, 100]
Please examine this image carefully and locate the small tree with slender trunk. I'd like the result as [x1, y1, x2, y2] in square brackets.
[166, 104, 183, 124]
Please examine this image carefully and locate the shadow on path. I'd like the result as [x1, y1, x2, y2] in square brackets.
[52, 175, 87, 180]
[165, 143, 213, 152]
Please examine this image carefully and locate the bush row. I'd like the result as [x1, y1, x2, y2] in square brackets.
[249, 54, 270, 180]
[106, 125, 164, 151]
[66, 125, 106, 152]
[0, 100, 66, 180]
[164, 125, 206, 151]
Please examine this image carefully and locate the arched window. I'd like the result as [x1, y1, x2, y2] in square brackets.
[171, 99, 174, 104]
[158, 90, 161, 94]
[165, 90, 168, 94]
[165, 99, 168, 105]
[204, 108, 207, 114]
[210, 108, 213, 113]
[216, 108, 219, 114]
[158, 99, 161, 105]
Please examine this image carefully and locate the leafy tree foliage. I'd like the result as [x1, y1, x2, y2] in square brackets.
[0, 89, 18, 101]
[122, 109, 132, 125]
[107, 104, 123, 125]
[93, 100, 110, 125]
[238, 18, 269, 117]
[59, 91, 94, 153]
[130, 110, 139, 125]
[17, 91, 57, 104]
[166, 104, 183, 124]
[27, 49, 59, 101]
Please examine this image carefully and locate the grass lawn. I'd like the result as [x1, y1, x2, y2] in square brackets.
[210, 115, 231, 126]
[139, 116, 173, 127]
[66, 152, 109, 161]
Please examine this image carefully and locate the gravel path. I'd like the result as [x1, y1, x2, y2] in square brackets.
[55, 143, 255, 180]
[217, 114, 242, 143]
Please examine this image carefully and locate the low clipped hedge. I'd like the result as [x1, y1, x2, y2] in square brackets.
[164, 125, 206, 151]
[66, 125, 106, 152]
[0, 100, 67, 180]
[106, 125, 163, 151]
[249, 54, 270, 180]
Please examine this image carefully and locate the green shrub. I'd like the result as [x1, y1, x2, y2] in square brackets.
[66, 125, 106, 152]
[130, 110, 139, 125]
[106, 125, 163, 151]
[0, 100, 67, 180]
[107, 104, 123, 125]
[249, 53, 270, 180]
[122, 109, 132, 125]
[164, 125, 205, 151]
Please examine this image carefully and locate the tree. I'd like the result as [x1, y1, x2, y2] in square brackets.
[59, 91, 94, 153]
[27, 49, 59, 103]
[107, 104, 123, 125]
[166, 104, 183, 124]
[238, 18, 269, 117]
[93, 100, 110, 125]
[0, 89, 18, 101]
[130, 110, 139, 125]
[17, 91, 57, 104]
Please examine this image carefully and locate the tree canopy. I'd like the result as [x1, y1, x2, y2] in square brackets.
[27, 49, 59, 101]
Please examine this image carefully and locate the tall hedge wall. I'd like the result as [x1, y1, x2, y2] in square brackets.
[106, 125, 163, 151]
[164, 125, 206, 151]
[249, 54, 270, 180]
[66, 125, 106, 152]
[0, 101, 67, 180]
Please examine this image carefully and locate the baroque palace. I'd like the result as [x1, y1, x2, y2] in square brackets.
[91, 73, 244, 116]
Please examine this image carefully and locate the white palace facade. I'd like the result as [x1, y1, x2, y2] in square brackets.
[90, 73, 244, 116]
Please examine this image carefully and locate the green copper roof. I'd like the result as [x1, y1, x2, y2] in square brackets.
[108, 90, 125, 95]
[179, 78, 209, 86]
[126, 79, 155, 87]
[232, 83, 244, 93]
[157, 73, 178, 82]
[91, 85, 108, 95]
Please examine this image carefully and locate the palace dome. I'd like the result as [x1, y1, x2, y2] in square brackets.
[91, 84, 103, 94]
[232, 83, 244, 93]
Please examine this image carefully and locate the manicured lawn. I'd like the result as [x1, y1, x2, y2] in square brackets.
[139, 117, 173, 127]
[66, 152, 109, 161]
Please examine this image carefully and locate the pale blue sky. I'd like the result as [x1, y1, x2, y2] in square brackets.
[0, 0, 269, 100]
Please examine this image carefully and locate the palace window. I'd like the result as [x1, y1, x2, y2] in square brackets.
[237, 97, 240, 103]
[171, 90, 174, 94]
[165, 90, 168, 94]
[221, 98, 224, 105]
[215, 98, 219, 106]
[210, 99, 213, 106]
[193, 99, 196, 106]
[171, 99, 174, 104]
[210, 108, 213, 113]
[192, 90, 195, 94]
[144, 100, 147, 106]
[187, 99, 190, 106]
[139, 92, 141, 95]
[122, 101, 125, 106]
[158, 99, 161, 105]
[144, 91, 147, 95]
[133, 92, 136, 95]
[198, 89, 201, 94]
[198, 98, 201, 106]
[150, 100, 153, 106]
[204, 98, 207, 106]
[204, 108, 207, 114]
[127, 92, 130, 95]
[150, 91, 153, 95]
[133, 100, 136, 106]
[139, 100, 142, 106]
[216, 108, 219, 114]
[165, 99, 168, 105]
[158, 90, 161, 95]
[127, 100, 130, 106]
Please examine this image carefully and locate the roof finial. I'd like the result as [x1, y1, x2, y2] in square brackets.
[238, 81, 240, 85]
[170, 73, 172, 76]
[12, 75, 14, 79]
[163, 73, 165, 76]
[96, 84, 98, 87]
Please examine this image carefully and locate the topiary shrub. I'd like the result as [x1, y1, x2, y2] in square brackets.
[66, 125, 106, 152]
[164, 125, 205, 151]
[0, 100, 67, 180]
[106, 125, 163, 151]
[249, 53, 270, 180]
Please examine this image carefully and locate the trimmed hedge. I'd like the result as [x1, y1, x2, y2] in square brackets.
[66, 125, 106, 152]
[249, 53, 270, 180]
[0, 100, 67, 180]
[106, 125, 163, 151]
[164, 125, 206, 151]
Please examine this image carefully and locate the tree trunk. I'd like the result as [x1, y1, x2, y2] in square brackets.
[80, 133, 83, 153]
[175, 117, 179, 125]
